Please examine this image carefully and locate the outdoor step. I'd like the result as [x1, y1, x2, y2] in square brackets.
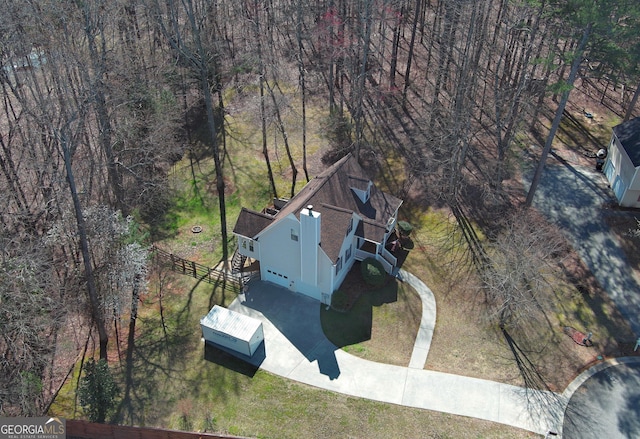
[231, 249, 247, 273]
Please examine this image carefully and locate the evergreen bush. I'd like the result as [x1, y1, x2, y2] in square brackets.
[360, 257, 386, 287]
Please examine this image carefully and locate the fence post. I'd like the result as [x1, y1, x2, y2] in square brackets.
[154, 246, 248, 289]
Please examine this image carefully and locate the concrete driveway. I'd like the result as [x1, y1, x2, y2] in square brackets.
[562, 359, 640, 438]
[523, 155, 640, 438]
[227, 276, 565, 435]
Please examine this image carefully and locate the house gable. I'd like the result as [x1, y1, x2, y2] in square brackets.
[348, 175, 373, 203]
[613, 117, 640, 168]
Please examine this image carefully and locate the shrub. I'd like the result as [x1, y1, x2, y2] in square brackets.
[331, 289, 350, 312]
[78, 359, 119, 423]
[397, 221, 414, 237]
[360, 257, 387, 287]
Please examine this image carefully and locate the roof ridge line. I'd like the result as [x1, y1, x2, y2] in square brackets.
[290, 153, 354, 206]
[318, 203, 354, 214]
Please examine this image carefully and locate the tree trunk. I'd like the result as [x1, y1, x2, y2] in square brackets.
[60, 129, 109, 361]
[389, 5, 402, 88]
[624, 83, 640, 121]
[199, 60, 228, 266]
[525, 23, 592, 207]
[296, 0, 310, 182]
[267, 81, 297, 197]
[353, 0, 373, 162]
[254, 0, 278, 198]
[402, 0, 422, 103]
[82, 3, 124, 213]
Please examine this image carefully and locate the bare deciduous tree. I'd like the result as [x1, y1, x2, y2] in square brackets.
[480, 211, 566, 330]
[0, 236, 65, 416]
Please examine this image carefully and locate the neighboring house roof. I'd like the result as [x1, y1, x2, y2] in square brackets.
[613, 117, 640, 167]
[233, 153, 403, 263]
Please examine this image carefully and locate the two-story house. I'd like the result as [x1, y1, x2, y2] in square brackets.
[232, 153, 403, 305]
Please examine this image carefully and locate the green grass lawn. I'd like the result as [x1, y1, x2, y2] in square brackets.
[321, 274, 422, 366]
[48, 172, 540, 438]
[48, 82, 551, 438]
[50, 267, 535, 438]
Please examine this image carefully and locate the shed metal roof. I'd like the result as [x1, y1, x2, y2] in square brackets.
[200, 305, 262, 342]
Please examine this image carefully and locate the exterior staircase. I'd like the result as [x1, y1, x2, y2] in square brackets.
[231, 248, 247, 274]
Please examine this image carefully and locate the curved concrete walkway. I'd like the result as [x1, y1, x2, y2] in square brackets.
[228, 271, 566, 436]
[397, 270, 436, 369]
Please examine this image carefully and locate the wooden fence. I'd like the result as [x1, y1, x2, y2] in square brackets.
[151, 246, 253, 290]
[67, 419, 252, 439]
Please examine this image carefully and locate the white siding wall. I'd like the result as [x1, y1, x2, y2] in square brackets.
[630, 166, 640, 191]
[300, 206, 320, 286]
[255, 212, 332, 304]
[314, 252, 333, 304]
[611, 137, 636, 187]
[237, 236, 259, 258]
[257, 215, 301, 290]
[330, 214, 359, 293]
[622, 156, 640, 206]
[607, 135, 640, 207]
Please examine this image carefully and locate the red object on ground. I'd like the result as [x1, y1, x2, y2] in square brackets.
[564, 326, 593, 346]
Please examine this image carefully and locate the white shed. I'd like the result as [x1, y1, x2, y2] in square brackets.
[200, 305, 264, 357]
[604, 117, 640, 208]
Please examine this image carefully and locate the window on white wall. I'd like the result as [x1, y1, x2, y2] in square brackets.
[346, 245, 352, 260]
[291, 228, 299, 241]
[249, 240, 254, 252]
[335, 257, 342, 275]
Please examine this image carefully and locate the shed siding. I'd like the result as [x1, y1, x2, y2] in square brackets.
[200, 306, 264, 356]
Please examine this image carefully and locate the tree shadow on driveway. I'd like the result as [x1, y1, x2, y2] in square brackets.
[237, 282, 342, 380]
